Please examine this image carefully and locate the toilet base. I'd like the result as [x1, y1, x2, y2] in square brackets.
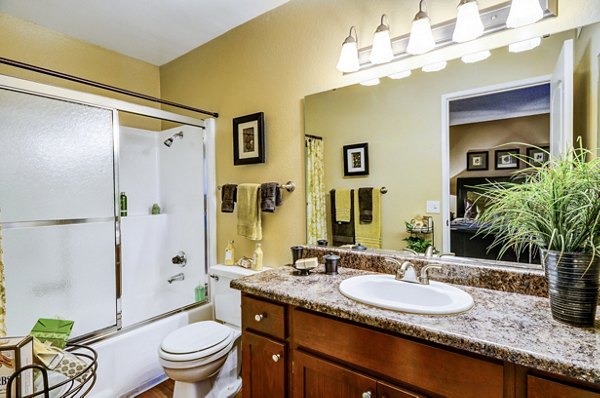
[173, 377, 241, 398]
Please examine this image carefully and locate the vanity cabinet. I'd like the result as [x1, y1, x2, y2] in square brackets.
[240, 294, 600, 398]
[241, 296, 288, 398]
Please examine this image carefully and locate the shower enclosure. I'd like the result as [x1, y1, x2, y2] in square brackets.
[0, 74, 216, 396]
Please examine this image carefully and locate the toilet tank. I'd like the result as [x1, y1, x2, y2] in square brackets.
[209, 265, 263, 328]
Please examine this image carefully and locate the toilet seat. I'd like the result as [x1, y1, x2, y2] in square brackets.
[160, 336, 236, 370]
[159, 321, 234, 363]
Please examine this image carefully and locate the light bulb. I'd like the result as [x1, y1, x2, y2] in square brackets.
[509, 37, 542, 53]
[336, 27, 360, 73]
[388, 70, 412, 80]
[506, 0, 544, 28]
[360, 78, 381, 86]
[370, 15, 394, 64]
[453, 0, 484, 43]
[461, 50, 491, 63]
[422, 61, 447, 72]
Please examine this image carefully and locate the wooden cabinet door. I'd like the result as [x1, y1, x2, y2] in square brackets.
[293, 350, 377, 398]
[377, 381, 427, 398]
[527, 375, 600, 398]
[242, 331, 286, 398]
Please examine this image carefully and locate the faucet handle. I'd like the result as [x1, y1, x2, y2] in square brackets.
[418, 264, 442, 285]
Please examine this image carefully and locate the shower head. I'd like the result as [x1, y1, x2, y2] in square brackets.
[164, 131, 184, 147]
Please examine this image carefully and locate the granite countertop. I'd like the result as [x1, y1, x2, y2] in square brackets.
[231, 266, 600, 385]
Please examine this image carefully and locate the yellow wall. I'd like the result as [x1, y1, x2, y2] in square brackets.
[0, 13, 160, 113]
[160, 0, 600, 266]
[574, 22, 600, 154]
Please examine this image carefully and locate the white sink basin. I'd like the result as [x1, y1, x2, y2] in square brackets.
[339, 274, 474, 315]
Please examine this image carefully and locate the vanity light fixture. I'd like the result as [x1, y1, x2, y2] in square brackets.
[509, 36, 542, 52]
[360, 78, 381, 86]
[452, 0, 484, 43]
[336, 26, 360, 73]
[422, 61, 447, 72]
[388, 70, 412, 80]
[370, 15, 394, 64]
[506, 0, 544, 28]
[406, 0, 436, 55]
[461, 50, 491, 63]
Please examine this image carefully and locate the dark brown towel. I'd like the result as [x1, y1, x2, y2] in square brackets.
[275, 186, 283, 206]
[331, 189, 355, 246]
[359, 187, 373, 224]
[221, 184, 237, 213]
[261, 182, 278, 212]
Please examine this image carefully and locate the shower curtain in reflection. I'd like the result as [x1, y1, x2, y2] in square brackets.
[305, 136, 326, 245]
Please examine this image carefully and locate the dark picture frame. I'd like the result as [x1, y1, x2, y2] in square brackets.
[526, 146, 550, 167]
[233, 112, 265, 165]
[466, 151, 488, 171]
[343, 143, 369, 176]
[495, 148, 520, 170]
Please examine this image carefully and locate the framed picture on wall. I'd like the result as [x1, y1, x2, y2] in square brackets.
[343, 143, 369, 176]
[495, 148, 520, 170]
[233, 112, 265, 165]
[526, 146, 550, 167]
[466, 151, 488, 171]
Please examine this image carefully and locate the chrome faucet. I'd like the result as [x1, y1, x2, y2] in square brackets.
[418, 264, 443, 285]
[385, 258, 442, 285]
[385, 258, 418, 282]
[168, 272, 185, 284]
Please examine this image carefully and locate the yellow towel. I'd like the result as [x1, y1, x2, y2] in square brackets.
[354, 189, 382, 249]
[335, 189, 352, 222]
[237, 183, 262, 240]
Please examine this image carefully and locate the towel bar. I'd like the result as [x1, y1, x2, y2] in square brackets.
[217, 181, 295, 193]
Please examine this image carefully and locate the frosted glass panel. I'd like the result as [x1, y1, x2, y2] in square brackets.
[0, 89, 115, 222]
[3, 222, 117, 338]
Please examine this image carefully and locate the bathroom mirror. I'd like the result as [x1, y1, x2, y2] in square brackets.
[304, 22, 600, 269]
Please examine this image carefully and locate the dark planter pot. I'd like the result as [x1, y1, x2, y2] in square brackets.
[542, 250, 600, 327]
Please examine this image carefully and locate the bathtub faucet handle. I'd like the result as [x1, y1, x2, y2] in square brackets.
[172, 251, 187, 267]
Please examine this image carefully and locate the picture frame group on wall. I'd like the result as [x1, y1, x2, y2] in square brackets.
[495, 148, 520, 170]
[343, 143, 369, 176]
[233, 112, 265, 165]
[526, 146, 550, 167]
[466, 151, 489, 171]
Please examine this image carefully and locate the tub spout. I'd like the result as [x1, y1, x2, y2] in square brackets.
[168, 273, 185, 284]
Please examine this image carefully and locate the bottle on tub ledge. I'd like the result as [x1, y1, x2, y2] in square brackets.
[120, 192, 127, 217]
[252, 243, 263, 271]
[224, 240, 235, 266]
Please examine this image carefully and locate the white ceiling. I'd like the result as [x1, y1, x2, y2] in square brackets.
[0, 0, 290, 66]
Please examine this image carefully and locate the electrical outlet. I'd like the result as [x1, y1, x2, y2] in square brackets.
[426, 200, 440, 214]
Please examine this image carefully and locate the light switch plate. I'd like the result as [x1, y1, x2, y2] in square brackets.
[426, 200, 440, 214]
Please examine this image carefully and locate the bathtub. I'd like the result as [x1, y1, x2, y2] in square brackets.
[89, 303, 213, 398]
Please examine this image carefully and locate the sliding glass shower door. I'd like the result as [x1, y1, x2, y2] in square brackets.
[0, 88, 118, 339]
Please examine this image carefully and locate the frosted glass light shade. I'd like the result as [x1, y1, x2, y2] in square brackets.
[422, 61, 447, 72]
[453, 1, 484, 43]
[370, 29, 394, 64]
[336, 40, 359, 73]
[360, 78, 380, 86]
[407, 17, 435, 55]
[461, 50, 491, 63]
[506, 0, 544, 28]
[509, 37, 541, 52]
[388, 70, 412, 80]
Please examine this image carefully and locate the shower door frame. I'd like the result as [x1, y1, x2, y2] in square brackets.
[0, 74, 212, 343]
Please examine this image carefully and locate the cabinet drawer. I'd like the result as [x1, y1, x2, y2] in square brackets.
[242, 295, 286, 339]
[292, 308, 503, 398]
[527, 375, 600, 398]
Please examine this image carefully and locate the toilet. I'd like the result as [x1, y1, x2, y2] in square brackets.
[159, 265, 261, 398]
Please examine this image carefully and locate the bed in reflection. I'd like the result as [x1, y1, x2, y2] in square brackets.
[451, 177, 540, 264]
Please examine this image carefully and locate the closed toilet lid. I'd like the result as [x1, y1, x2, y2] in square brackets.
[161, 321, 232, 355]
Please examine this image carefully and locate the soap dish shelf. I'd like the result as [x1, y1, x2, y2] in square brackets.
[8, 344, 97, 398]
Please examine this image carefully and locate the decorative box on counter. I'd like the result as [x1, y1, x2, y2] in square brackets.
[0, 336, 33, 398]
[30, 318, 74, 349]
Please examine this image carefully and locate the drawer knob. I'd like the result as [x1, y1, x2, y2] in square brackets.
[254, 313, 265, 322]
[272, 354, 281, 362]
[362, 391, 372, 398]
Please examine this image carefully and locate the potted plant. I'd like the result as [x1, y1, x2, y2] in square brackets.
[477, 146, 600, 327]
